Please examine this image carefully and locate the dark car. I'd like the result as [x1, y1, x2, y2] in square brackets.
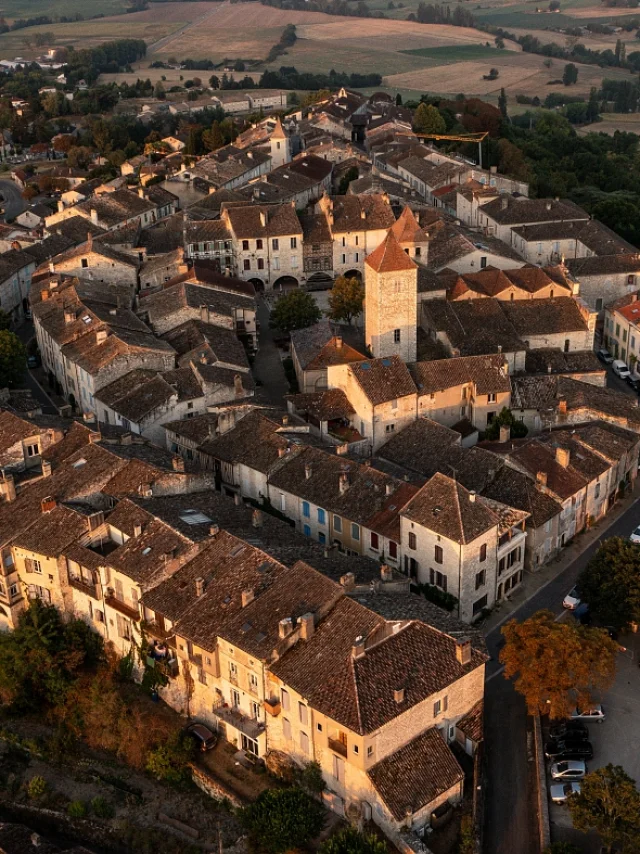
[626, 375, 640, 391]
[549, 720, 589, 741]
[545, 739, 593, 761]
[185, 722, 217, 752]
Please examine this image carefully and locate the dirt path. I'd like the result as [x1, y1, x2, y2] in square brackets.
[147, 0, 230, 55]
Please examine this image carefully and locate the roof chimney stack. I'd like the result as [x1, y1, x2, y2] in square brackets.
[339, 472, 349, 495]
[278, 616, 294, 638]
[455, 637, 472, 666]
[304, 463, 312, 480]
[556, 446, 570, 469]
[298, 612, 315, 640]
[394, 687, 405, 704]
[351, 635, 366, 659]
[171, 455, 185, 472]
[195, 576, 205, 597]
[241, 588, 255, 607]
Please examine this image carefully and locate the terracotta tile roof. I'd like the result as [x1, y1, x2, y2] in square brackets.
[411, 354, 510, 397]
[94, 370, 178, 423]
[571, 421, 640, 462]
[290, 321, 365, 371]
[390, 205, 429, 245]
[365, 231, 417, 274]
[0, 409, 46, 456]
[501, 297, 588, 336]
[225, 203, 302, 239]
[456, 699, 483, 743]
[286, 389, 355, 421]
[509, 440, 587, 500]
[403, 472, 499, 543]
[12, 503, 88, 557]
[523, 349, 603, 377]
[199, 410, 291, 473]
[161, 319, 249, 371]
[568, 252, 640, 277]
[481, 463, 561, 527]
[350, 356, 417, 405]
[330, 194, 396, 234]
[480, 196, 588, 226]
[365, 481, 419, 541]
[368, 727, 464, 820]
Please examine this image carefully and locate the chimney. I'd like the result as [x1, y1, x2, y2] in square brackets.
[171, 456, 185, 472]
[499, 425, 511, 443]
[340, 571, 355, 591]
[536, 471, 548, 487]
[252, 509, 263, 528]
[298, 612, 314, 640]
[558, 399, 567, 415]
[469, 490, 476, 503]
[334, 336, 343, 349]
[260, 210, 267, 227]
[234, 492, 242, 506]
[546, 202, 552, 211]
[277, 447, 286, 458]
[95, 329, 107, 344]
[339, 472, 349, 495]
[41, 496, 56, 514]
[90, 208, 98, 225]
[455, 637, 472, 666]
[305, 463, 312, 480]
[40, 288, 50, 301]
[121, 432, 133, 445]
[394, 687, 405, 704]
[195, 576, 205, 597]
[41, 460, 52, 478]
[380, 564, 393, 582]
[57, 200, 64, 213]
[385, 483, 393, 496]
[282, 415, 289, 427]
[138, 187, 145, 198]
[133, 523, 142, 537]
[82, 411, 95, 423]
[351, 635, 366, 659]
[64, 308, 75, 324]
[241, 588, 255, 607]
[556, 446, 570, 469]
[88, 431, 101, 444]
[234, 374, 243, 397]
[360, 208, 366, 220]
[278, 616, 294, 638]
[0, 472, 16, 503]
[200, 304, 209, 323]
[209, 523, 220, 537]
[500, 195, 508, 210]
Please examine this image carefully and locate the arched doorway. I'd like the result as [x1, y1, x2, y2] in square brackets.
[273, 276, 299, 291]
[306, 272, 333, 291]
[342, 269, 362, 281]
[249, 278, 265, 293]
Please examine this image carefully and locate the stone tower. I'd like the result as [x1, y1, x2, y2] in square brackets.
[269, 117, 291, 169]
[390, 205, 429, 264]
[364, 230, 418, 363]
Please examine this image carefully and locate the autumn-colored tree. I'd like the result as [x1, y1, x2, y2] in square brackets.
[66, 146, 94, 169]
[21, 185, 38, 201]
[328, 275, 365, 324]
[569, 764, 640, 852]
[52, 134, 74, 154]
[500, 610, 617, 719]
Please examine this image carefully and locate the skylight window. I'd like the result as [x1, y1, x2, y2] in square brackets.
[72, 458, 86, 468]
[142, 547, 151, 555]
[179, 509, 212, 525]
[82, 315, 92, 324]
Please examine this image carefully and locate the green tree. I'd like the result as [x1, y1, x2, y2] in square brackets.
[413, 102, 446, 134]
[202, 120, 224, 152]
[269, 290, 322, 334]
[328, 275, 365, 324]
[338, 165, 359, 194]
[500, 610, 617, 719]
[591, 197, 640, 247]
[146, 733, 194, 783]
[154, 81, 166, 100]
[563, 63, 578, 85]
[543, 844, 582, 854]
[0, 330, 26, 387]
[241, 788, 326, 854]
[498, 87, 508, 118]
[586, 86, 600, 123]
[320, 826, 388, 854]
[577, 537, 640, 631]
[482, 407, 528, 440]
[0, 310, 11, 332]
[569, 764, 640, 852]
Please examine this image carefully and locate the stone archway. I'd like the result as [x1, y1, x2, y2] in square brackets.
[273, 275, 299, 291]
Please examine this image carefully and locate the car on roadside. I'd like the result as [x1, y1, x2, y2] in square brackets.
[27, 353, 40, 369]
[549, 720, 589, 741]
[550, 781, 581, 804]
[612, 360, 631, 379]
[597, 349, 614, 364]
[631, 525, 640, 545]
[550, 760, 587, 781]
[627, 375, 640, 391]
[544, 739, 593, 761]
[563, 586, 581, 610]
[571, 705, 605, 722]
[185, 722, 217, 752]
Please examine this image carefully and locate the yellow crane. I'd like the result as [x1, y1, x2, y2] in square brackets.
[415, 131, 489, 169]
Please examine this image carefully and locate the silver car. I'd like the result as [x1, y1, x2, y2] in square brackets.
[550, 760, 587, 781]
[550, 781, 581, 804]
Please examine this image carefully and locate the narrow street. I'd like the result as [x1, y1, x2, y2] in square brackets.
[483, 492, 640, 853]
[15, 319, 57, 415]
[0, 178, 26, 221]
[251, 298, 289, 407]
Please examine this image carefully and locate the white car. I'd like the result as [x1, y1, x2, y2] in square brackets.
[562, 586, 581, 610]
[550, 781, 581, 804]
[571, 704, 605, 723]
[631, 526, 640, 545]
[612, 360, 631, 379]
[550, 760, 587, 781]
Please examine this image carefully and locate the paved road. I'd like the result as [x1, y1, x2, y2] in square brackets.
[251, 298, 289, 407]
[0, 178, 26, 221]
[15, 320, 57, 415]
[483, 493, 640, 854]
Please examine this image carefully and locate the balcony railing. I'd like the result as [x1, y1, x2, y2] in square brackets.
[105, 595, 140, 621]
[212, 703, 265, 740]
[328, 737, 348, 758]
[69, 575, 100, 600]
[145, 620, 174, 642]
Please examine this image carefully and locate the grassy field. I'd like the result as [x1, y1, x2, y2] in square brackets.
[577, 113, 640, 135]
[401, 44, 509, 61]
[0, 0, 128, 21]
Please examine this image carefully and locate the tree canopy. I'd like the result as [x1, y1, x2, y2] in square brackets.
[500, 610, 617, 718]
[577, 537, 640, 631]
[413, 102, 446, 135]
[0, 330, 26, 388]
[241, 788, 326, 854]
[269, 290, 322, 334]
[328, 275, 365, 324]
[320, 826, 388, 854]
[569, 764, 640, 850]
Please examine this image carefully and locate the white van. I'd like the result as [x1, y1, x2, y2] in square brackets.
[612, 360, 631, 379]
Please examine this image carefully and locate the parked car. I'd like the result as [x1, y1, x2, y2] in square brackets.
[549, 720, 589, 741]
[27, 353, 40, 369]
[550, 760, 587, 781]
[185, 722, 217, 752]
[544, 739, 593, 761]
[631, 525, 640, 545]
[627, 375, 640, 391]
[563, 586, 581, 610]
[571, 705, 605, 722]
[612, 360, 631, 379]
[597, 349, 614, 364]
[550, 781, 581, 804]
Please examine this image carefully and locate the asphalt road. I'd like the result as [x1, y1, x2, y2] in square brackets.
[15, 320, 57, 415]
[0, 178, 26, 221]
[483, 493, 640, 854]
